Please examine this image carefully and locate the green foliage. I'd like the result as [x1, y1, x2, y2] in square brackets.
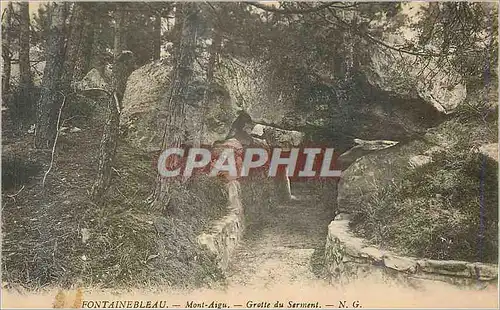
[3, 1, 499, 288]
[349, 140, 498, 263]
[1, 141, 229, 289]
[122, 3, 174, 66]
[455, 85, 499, 127]
[413, 2, 498, 84]
[2, 84, 39, 127]
[61, 95, 98, 128]
[1, 156, 42, 190]
[30, 2, 172, 70]
[90, 149, 230, 287]
[83, 172, 228, 288]
[240, 170, 281, 225]
[2, 2, 29, 55]
[30, 3, 51, 49]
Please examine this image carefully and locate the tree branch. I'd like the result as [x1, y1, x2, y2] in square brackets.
[42, 92, 68, 188]
[323, 7, 445, 58]
[79, 87, 112, 97]
[362, 31, 441, 57]
[246, 2, 353, 14]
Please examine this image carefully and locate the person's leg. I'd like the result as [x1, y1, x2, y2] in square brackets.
[284, 169, 298, 201]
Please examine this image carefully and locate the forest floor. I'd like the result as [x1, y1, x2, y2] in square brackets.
[1, 109, 498, 308]
[1, 107, 227, 292]
[2, 184, 498, 308]
[2, 111, 104, 288]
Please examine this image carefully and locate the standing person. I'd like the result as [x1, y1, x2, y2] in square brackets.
[226, 110, 255, 146]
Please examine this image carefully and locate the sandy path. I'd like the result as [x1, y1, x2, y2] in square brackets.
[225, 186, 332, 288]
[219, 185, 498, 308]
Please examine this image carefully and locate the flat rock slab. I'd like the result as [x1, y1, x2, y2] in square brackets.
[325, 220, 498, 287]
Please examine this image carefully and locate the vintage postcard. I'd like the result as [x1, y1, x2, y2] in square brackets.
[1, 1, 498, 308]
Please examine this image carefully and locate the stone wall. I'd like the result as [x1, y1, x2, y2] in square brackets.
[197, 180, 244, 271]
[195, 172, 283, 272]
[325, 220, 498, 287]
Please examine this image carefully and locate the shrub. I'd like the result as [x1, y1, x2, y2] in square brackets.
[350, 142, 498, 263]
[61, 95, 98, 128]
[1, 156, 43, 190]
[3, 85, 39, 128]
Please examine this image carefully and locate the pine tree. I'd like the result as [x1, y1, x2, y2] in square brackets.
[34, 2, 67, 149]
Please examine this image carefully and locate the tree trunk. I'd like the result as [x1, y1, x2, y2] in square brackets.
[90, 94, 120, 202]
[91, 20, 106, 78]
[73, 11, 95, 80]
[111, 7, 131, 103]
[89, 4, 109, 79]
[62, 2, 86, 88]
[91, 5, 134, 202]
[18, 2, 32, 90]
[2, 2, 14, 94]
[196, 28, 221, 146]
[152, 11, 162, 60]
[34, 2, 67, 149]
[170, 4, 185, 59]
[153, 3, 199, 205]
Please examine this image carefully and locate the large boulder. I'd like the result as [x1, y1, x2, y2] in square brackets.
[337, 140, 428, 213]
[296, 64, 446, 150]
[365, 45, 467, 114]
[219, 58, 303, 128]
[251, 124, 305, 148]
[337, 117, 491, 212]
[72, 68, 110, 97]
[479, 143, 499, 162]
[120, 57, 308, 151]
[119, 48, 450, 155]
[361, 4, 468, 115]
[120, 60, 239, 151]
[336, 114, 498, 264]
